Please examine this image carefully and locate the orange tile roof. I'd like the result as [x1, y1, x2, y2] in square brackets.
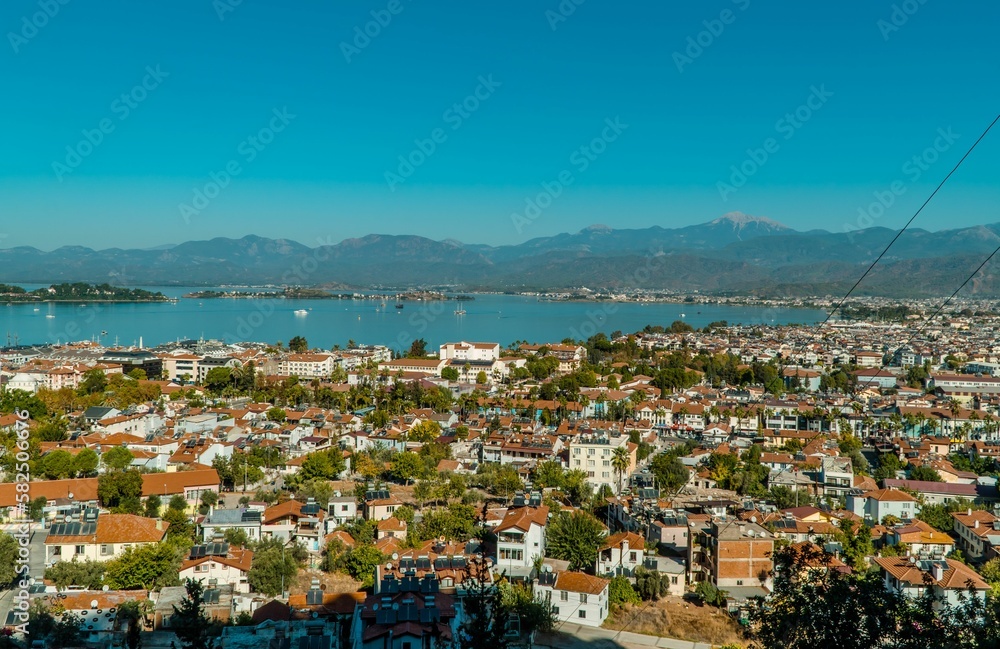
[600, 531, 645, 551]
[180, 546, 253, 572]
[44, 514, 168, 545]
[864, 488, 917, 503]
[874, 556, 987, 590]
[141, 469, 220, 497]
[0, 478, 99, 508]
[552, 571, 610, 595]
[495, 506, 549, 533]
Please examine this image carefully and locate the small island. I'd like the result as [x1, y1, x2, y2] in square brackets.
[0, 282, 171, 302]
[184, 287, 337, 299]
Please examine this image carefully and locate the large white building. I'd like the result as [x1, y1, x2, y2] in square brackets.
[439, 341, 500, 362]
[568, 432, 636, 495]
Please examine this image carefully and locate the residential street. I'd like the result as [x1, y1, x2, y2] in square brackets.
[536, 622, 714, 649]
[0, 526, 46, 628]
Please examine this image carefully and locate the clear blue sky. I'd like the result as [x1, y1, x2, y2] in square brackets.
[1, 0, 998, 249]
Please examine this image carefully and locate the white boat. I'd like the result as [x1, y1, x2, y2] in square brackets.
[294, 309, 308, 316]
[46, 314, 55, 319]
[454, 309, 466, 315]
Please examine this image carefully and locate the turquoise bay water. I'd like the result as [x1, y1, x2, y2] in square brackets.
[1, 287, 825, 352]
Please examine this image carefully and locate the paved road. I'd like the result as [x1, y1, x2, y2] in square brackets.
[536, 622, 714, 649]
[0, 526, 46, 628]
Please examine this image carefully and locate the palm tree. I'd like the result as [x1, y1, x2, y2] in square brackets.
[611, 446, 631, 494]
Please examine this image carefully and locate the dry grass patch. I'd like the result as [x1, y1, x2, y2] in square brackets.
[604, 597, 744, 647]
[288, 567, 362, 595]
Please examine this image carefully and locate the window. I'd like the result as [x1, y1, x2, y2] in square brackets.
[100, 544, 113, 556]
[580, 593, 588, 604]
[603, 460, 610, 467]
[579, 610, 586, 619]
[341, 505, 349, 511]
[574, 448, 580, 455]
[561, 591, 569, 602]
[671, 576, 678, 584]
[603, 449, 610, 457]
[630, 552, 637, 562]
[75, 545, 85, 555]
[588, 448, 595, 456]
[552, 607, 559, 614]
[587, 460, 595, 467]
[737, 580, 743, 586]
[601, 471, 609, 478]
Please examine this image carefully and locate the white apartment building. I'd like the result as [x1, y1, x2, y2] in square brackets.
[438, 341, 500, 362]
[278, 353, 337, 379]
[568, 432, 635, 495]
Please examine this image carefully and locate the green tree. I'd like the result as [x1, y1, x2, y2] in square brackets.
[169, 494, 189, 511]
[97, 470, 143, 511]
[909, 465, 943, 482]
[649, 453, 689, 493]
[611, 445, 631, 493]
[78, 368, 109, 395]
[71, 447, 99, 477]
[532, 461, 565, 489]
[145, 494, 162, 518]
[28, 496, 47, 521]
[266, 406, 287, 422]
[441, 366, 459, 381]
[0, 533, 19, 585]
[203, 367, 233, 394]
[407, 420, 441, 443]
[299, 448, 346, 481]
[247, 538, 301, 596]
[406, 338, 428, 358]
[288, 336, 309, 353]
[608, 575, 641, 606]
[342, 544, 385, 588]
[163, 507, 195, 542]
[102, 446, 135, 472]
[44, 559, 107, 589]
[390, 451, 423, 485]
[104, 543, 181, 590]
[457, 559, 515, 649]
[546, 511, 604, 571]
[172, 578, 212, 649]
[223, 528, 251, 548]
[35, 417, 68, 442]
[747, 542, 910, 649]
[40, 450, 74, 479]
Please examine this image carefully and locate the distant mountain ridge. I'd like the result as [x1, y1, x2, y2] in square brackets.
[2, 214, 999, 297]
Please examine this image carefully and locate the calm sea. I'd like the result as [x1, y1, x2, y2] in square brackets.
[1, 286, 825, 352]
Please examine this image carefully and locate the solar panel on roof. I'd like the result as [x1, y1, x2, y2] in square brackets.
[433, 558, 448, 569]
[399, 558, 415, 570]
[242, 511, 261, 522]
[203, 589, 220, 605]
[399, 605, 419, 622]
[306, 589, 323, 606]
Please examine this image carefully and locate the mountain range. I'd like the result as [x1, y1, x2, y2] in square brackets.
[3, 213, 999, 298]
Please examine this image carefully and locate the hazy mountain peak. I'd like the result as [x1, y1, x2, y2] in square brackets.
[581, 224, 613, 233]
[711, 212, 790, 230]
